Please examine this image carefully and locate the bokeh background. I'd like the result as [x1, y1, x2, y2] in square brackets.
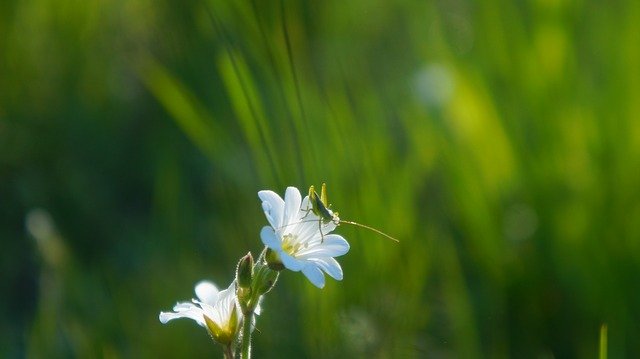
[2, 0, 639, 357]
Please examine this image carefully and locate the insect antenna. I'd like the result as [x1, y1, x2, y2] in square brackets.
[338, 220, 400, 243]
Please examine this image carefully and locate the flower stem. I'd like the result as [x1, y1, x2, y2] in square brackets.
[240, 317, 252, 359]
[223, 343, 234, 359]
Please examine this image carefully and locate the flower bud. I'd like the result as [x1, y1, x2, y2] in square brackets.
[236, 253, 254, 315]
[253, 263, 279, 296]
[236, 252, 254, 290]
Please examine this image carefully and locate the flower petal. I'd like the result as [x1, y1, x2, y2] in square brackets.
[302, 264, 325, 288]
[308, 257, 343, 280]
[300, 196, 311, 213]
[321, 218, 338, 234]
[195, 281, 219, 306]
[258, 190, 285, 229]
[159, 304, 206, 327]
[283, 187, 302, 227]
[296, 234, 350, 259]
[172, 302, 197, 312]
[195, 300, 219, 325]
[295, 217, 323, 243]
[260, 226, 281, 249]
[281, 251, 304, 271]
[254, 297, 263, 316]
[203, 290, 231, 325]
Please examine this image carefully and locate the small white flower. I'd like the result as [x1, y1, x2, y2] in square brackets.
[159, 280, 241, 345]
[258, 186, 350, 288]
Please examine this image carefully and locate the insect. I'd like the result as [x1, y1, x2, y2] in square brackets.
[302, 183, 399, 243]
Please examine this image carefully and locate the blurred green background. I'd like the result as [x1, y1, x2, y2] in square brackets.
[2, 0, 639, 357]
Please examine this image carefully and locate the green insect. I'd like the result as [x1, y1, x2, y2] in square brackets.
[304, 183, 399, 243]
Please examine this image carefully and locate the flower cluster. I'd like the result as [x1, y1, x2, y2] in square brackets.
[159, 186, 351, 358]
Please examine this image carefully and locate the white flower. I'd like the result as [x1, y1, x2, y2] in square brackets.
[258, 186, 350, 288]
[159, 280, 240, 345]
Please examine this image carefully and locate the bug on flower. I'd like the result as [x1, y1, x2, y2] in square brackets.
[302, 183, 399, 243]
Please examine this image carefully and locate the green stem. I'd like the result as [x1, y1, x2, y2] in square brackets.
[223, 343, 234, 359]
[240, 316, 252, 359]
[599, 324, 607, 359]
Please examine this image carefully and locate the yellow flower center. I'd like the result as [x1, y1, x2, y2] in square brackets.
[281, 233, 303, 255]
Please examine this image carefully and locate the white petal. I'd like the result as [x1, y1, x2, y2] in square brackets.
[258, 190, 285, 229]
[302, 264, 325, 288]
[220, 281, 237, 297]
[295, 220, 337, 244]
[192, 280, 240, 328]
[159, 305, 206, 327]
[296, 235, 350, 259]
[196, 300, 220, 325]
[295, 218, 324, 243]
[217, 282, 239, 321]
[254, 297, 263, 316]
[300, 196, 312, 213]
[283, 187, 302, 226]
[321, 218, 338, 233]
[159, 311, 180, 324]
[308, 257, 343, 280]
[172, 302, 197, 311]
[195, 281, 219, 306]
[260, 226, 281, 249]
[281, 252, 304, 271]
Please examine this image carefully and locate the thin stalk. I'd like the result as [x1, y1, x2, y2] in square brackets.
[599, 324, 608, 359]
[223, 343, 234, 359]
[240, 316, 252, 359]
